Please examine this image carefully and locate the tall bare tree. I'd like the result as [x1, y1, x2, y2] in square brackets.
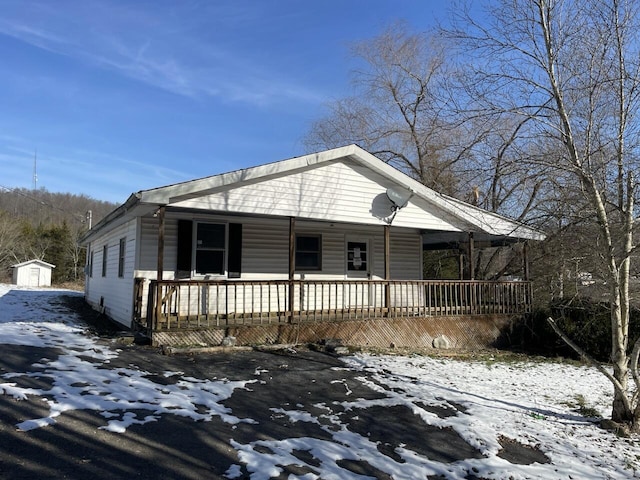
[305, 23, 546, 281]
[306, 23, 480, 196]
[448, 0, 640, 430]
[0, 211, 21, 279]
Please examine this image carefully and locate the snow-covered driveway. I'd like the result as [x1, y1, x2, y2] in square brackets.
[0, 284, 639, 479]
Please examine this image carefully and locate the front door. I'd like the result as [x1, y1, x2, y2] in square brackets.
[345, 238, 372, 311]
[346, 239, 370, 279]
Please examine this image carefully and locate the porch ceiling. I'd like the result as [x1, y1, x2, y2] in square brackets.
[422, 230, 521, 250]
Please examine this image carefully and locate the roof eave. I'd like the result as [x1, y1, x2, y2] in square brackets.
[138, 145, 361, 205]
[79, 193, 144, 245]
[347, 148, 546, 241]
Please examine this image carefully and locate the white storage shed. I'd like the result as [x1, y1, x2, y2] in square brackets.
[12, 259, 55, 287]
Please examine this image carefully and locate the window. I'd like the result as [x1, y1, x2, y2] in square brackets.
[295, 235, 322, 270]
[89, 251, 94, 278]
[102, 245, 108, 277]
[177, 220, 243, 278]
[118, 238, 126, 277]
[195, 223, 226, 275]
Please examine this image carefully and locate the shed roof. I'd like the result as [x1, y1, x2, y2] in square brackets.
[12, 259, 56, 269]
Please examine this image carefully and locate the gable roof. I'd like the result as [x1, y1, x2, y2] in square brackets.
[81, 145, 545, 244]
[12, 259, 56, 269]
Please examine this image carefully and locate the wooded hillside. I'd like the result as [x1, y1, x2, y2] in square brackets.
[0, 188, 118, 284]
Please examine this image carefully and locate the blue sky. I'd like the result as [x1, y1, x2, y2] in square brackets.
[0, 0, 450, 203]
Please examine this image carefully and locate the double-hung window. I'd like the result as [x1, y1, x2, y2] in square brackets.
[195, 223, 226, 275]
[295, 234, 322, 271]
[177, 220, 242, 278]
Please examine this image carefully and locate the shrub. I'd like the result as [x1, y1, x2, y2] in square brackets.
[501, 297, 640, 362]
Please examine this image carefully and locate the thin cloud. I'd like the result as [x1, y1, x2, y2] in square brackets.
[0, 1, 326, 107]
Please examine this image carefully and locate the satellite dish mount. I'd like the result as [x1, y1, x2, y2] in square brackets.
[385, 186, 413, 224]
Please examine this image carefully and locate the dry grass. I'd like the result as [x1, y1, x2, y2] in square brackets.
[53, 281, 84, 292]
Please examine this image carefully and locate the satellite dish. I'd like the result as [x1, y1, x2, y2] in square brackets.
[386, 186, 413, 210]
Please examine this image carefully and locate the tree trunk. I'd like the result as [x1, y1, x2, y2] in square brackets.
[610, 284, 632, 423]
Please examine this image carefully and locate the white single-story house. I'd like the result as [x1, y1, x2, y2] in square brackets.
[12, 259, 55, 287]
[80, 145, 544, 348]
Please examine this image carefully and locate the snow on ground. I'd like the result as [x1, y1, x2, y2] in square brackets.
[343, 354, 640, 479]
[0, 284, 255, 432]
[1, 284, 640, 479]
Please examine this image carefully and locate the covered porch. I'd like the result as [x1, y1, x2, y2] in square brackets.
[134, 206, 535, 343]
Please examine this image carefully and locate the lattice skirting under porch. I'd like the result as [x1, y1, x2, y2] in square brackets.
[150, 314, 516, 350]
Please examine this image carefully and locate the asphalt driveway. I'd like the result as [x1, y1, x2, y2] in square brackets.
[0, 290, 546, 480]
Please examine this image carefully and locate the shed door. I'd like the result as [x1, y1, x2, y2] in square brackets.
[29, 267, 40, 287]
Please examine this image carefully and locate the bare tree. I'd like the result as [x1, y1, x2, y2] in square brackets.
[305, 23, 479, 196]
[68, 222, 87, 281]
[448, 0, 640, 430]
[0, 212, 21, 279]
[305, 22, 547, 281]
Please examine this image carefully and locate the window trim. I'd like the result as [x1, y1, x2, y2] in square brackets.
[295, 234, 322, 271]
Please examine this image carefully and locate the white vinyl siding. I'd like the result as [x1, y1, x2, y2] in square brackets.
[137, 215, 423, 282]
[242, 220, 289, 276]
[171, 160, 463, 232]
[85, 219, 137, 327]
[132, 214, 422, 319]
[390, 230, 422, 279]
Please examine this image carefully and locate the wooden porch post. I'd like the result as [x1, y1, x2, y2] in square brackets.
[155, 206, 166, 328]
[384, 224, 390, 316]
[468, 232, 475, 280]
[288, 216, 295, 322]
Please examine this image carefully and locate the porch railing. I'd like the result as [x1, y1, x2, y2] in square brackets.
[135, 279, 532, 331]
